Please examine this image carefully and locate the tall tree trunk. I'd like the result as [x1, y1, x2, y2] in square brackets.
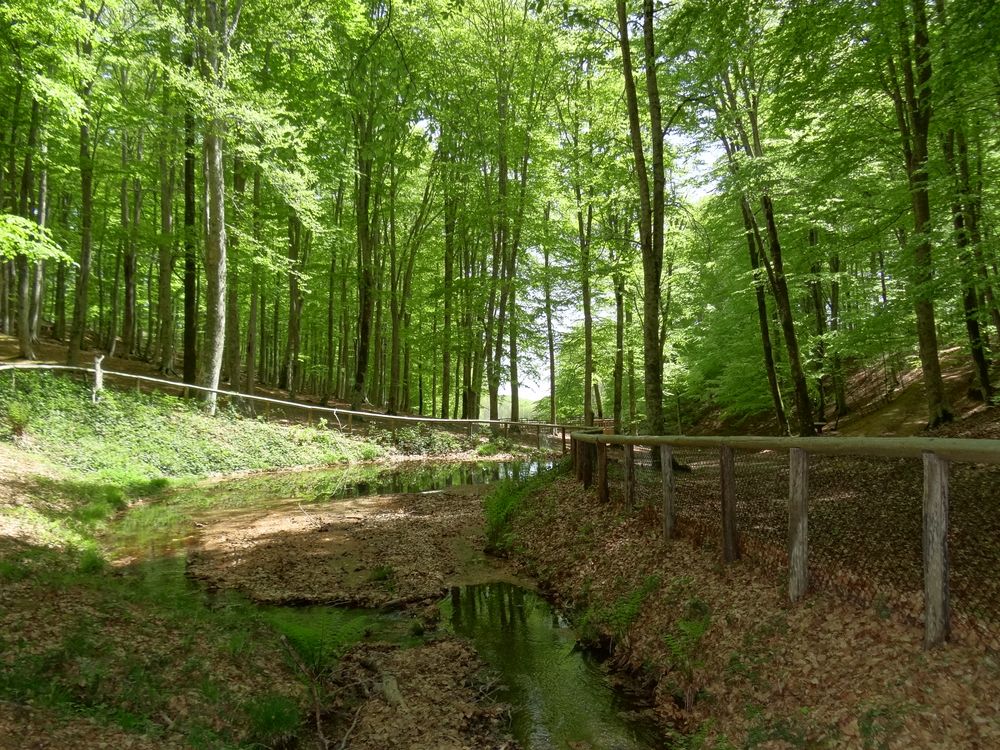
[943, 129, 992, 400]
[578, 197, 594, 426]
[885, 0, 951, 426]
[829, 254, 848, 418]
[283, 213, 303, 397]
[68, 77, 94, 365]
[245, 168, 261, 395]
[29, 144, 48, 343]
[182, 0, 198, 385]
[199, 122, 227, 411]
[613, 271, 625, 435]
[225, 156, 245, 388]
[543, 213, 556, 425]
[441, 165, 456, 419]
[617, 0, 665, 437]
[16, 98, 40, 359]
[157, 144, 176, 372]
[741, 200, 788, 434]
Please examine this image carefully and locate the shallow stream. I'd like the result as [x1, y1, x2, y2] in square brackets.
[119, 459, 663, 749]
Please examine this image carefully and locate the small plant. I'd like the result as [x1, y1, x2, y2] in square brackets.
[243, 692, 302, 747]
[603, 575, 662, 641]
[77, 546, 106, 574]
[370, 564, 395, 584]
[664, 597, 712, 711]
[6, 400, 30, 438]
[858, 703, 908, 750]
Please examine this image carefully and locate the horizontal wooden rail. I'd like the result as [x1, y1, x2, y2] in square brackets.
[569, 431, 1000, 464]
[0, 362, 582, 435]
[569, 428, 1000, 650]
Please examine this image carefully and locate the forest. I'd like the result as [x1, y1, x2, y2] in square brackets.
[1, 0, 999, 436]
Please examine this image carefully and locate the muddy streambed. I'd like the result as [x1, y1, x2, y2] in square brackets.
[115, 460, 663, 749]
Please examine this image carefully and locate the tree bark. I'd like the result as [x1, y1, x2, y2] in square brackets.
[617, 0, 665, 437]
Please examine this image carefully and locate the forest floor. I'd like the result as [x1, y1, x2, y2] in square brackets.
[505, 472, 1000, 748]
[0, 371, 539, 749]
[0, 443, 527, 749]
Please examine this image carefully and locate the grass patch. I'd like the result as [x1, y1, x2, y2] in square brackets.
[483, 459, 568, 551]
[0, 371, 381, 484]
[244, 692, 303, 746]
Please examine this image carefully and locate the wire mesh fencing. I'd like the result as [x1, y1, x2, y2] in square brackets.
[583, 438, 1000, 650]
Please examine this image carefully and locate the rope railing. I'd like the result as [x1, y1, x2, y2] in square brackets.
[569, 429, 1000, 650]
[0, 360, 584, 452]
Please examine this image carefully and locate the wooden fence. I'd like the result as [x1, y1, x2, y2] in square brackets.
[569, 430, 1000, 649]
[0, 361, 583, 453]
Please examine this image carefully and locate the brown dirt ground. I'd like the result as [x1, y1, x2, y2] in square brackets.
[326, 639, 516, 750]
[0, 444, 519, 748]
[187, 483, 525, 607]
[512, 476, 1000, 748]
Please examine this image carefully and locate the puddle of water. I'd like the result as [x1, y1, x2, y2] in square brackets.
[440, 582, 664, 750]
[113, 459, 550, 559]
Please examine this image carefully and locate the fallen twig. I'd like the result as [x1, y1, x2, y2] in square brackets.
[338, 704, 364, 750]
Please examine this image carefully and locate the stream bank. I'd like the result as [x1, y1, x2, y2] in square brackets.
[1, 455, 668, 749]
[507, 474, 1000, 748]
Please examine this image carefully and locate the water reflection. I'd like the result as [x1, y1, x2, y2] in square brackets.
[441, 582, 662, 750]
[322, 459, 553, 499]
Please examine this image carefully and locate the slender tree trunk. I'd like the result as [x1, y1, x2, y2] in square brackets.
[943, 129, 992, 400]
[29, 144, 48, 343]
[613, 272, 625, 434]
[199, 120, 227, 412]
[885, 0, 951, 426]
[741, 200, 788, 434]
[617, 0, 665, 437]
[543, 218, 556, 425]
[829, 254, 848, 417]
[16, 98, 40, 359]
[182, 0, 198, 385]
[245, 168, 261, 395]
[68, 80, 94, 365]
[225, 156, 245, 388]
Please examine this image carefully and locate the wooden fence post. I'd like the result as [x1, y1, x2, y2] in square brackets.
[582, 442, 595, 489]
[922, 451, 950, 648]
[597, 442, 609, 502]
[92, 355, 105, 402]
[347, 413, 353, 432]
[788, 447, 809, 602]
[624, 444, 636, 510]
[661, 445, 675, 540]
[561, 427, 567, 455]
[720, 445, 740, 562]
[536, 424, 542, 450]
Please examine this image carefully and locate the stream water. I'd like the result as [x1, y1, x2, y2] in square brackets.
[120, 459, 663, 749]
[441, 581, 661, 749]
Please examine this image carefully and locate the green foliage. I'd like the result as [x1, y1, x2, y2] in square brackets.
[483, 460, 567, 551]
[370, 424, 466, 456]
[665, 597, 713, 709]
[0, 373, 381, 483]
[5, 400, 30, 438]
[243, 693, 303, 746]
[0, 215, 70, 262]
[581, 575, 662, 644]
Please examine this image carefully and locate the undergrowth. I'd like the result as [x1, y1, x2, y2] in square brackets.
[369, 423, 470, 455]
[483, 458, 568, 551]
[0, 371, 381, 483]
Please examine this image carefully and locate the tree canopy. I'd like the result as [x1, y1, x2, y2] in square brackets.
[1, 0, 998, 431]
